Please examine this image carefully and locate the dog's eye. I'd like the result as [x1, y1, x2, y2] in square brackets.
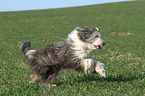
[95, 36, 99, 38]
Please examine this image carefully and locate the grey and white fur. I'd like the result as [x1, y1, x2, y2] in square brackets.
[20, 26, 106, 86]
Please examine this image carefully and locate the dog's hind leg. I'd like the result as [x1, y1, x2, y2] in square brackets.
[20, 41, 36, 59]
[40, 66, 60, 86]
[45, 73, 58, 86]
[28, 74, 42, 83]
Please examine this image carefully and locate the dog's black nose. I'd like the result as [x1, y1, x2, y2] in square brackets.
[102, 42, 105, 46]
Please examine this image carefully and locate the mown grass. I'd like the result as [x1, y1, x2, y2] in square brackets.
[0, 0, 145, 95]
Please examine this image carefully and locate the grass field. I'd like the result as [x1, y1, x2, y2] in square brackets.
[0, 0, 145, 95]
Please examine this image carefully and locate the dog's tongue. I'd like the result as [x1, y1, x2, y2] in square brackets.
[96, 46, 101, 50]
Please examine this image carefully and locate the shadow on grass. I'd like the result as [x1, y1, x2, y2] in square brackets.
[100, 75, 138, 82]
[57, 74, 138, 86]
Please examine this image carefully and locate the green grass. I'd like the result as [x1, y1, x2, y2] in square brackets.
[0, 0, 145, 95]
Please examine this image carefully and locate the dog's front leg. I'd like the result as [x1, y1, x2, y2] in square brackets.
[82, 59, 106, 78]
[82, 59, 95, 74]
[94, 61, 106, 78]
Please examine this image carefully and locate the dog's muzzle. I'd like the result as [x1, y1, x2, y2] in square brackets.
[102, 42, 105, 46]
[95, 42, 105, 50]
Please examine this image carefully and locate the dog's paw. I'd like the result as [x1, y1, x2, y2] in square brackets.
[95, 61, 106, 78]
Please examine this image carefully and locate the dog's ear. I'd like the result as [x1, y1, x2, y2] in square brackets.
[76, 26, 100, 42]
[76, 27, 86, 32]
[76, 27, 91, 41]
[76, 26, 97, 32]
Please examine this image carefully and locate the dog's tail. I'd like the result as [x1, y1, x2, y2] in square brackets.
[20, 41, 36, 59]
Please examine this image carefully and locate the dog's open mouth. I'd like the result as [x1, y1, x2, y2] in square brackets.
[95, 45, 101, 50]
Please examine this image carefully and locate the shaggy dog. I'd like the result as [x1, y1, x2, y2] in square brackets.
[20, 26, 106, 86]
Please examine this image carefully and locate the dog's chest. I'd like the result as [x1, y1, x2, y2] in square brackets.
[74, 49, 93, 59]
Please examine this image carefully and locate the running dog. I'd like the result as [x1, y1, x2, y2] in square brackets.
[20, 26, 106, 86]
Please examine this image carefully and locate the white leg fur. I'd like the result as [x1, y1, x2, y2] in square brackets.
[25, 50, 36, 59]
[82, 59, 95, 74]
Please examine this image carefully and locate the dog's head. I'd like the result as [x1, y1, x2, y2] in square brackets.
[76, 26, 105, 50]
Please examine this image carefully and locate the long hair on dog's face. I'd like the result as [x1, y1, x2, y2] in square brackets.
[67, 26, 105, 59]
[77, 26, 105, 50]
